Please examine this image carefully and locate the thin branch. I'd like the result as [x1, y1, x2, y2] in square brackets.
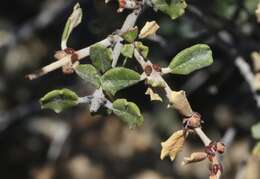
[235, 56, 260, 107]
[27, 7, 142, 80]
[112, 8, 142, 67]
[133, 49, 222, 179]
[26, 37, 115, 80]
[194, 128, 211, 146]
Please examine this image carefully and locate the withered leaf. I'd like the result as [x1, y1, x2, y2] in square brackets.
[182, 152, 207, 165]
[167, 90, 193, 117]
[160, 130, 186, 161]
[145, 88, 162, 102]
[139, 21, 160, 39]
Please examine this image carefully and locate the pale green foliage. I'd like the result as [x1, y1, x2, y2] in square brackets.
[101, 67, 141, 95]
[168, 44, 213, 75]
[121, 44, 134, 58]
[90, 44, 113, 73]
[112, 99, 143, 128]
[135, 41, 149, 58]
[151, 0, 187, 20]
[40, 89, 79, 113]
[122, 27, 138, 43]
[75, 64, 101, 88]
[39, 2, 215, 129]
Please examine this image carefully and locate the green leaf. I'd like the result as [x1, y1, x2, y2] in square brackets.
[253, 142, 260, 157]
[168, 44, 213, 75]
[40, 89, 79, 113]
[61, 3, 82, 49]
[74, 64, 101, 88]
[90, 44, 113, 73]
[151, 0, 187, 20]
[122, 27, 138, 43]
[252, 122, 260, 139]
[112, 99, 144, 128]
[135, 41, 149, 58]
[121, 44, 134, 58]
[101, 67, 141, 95]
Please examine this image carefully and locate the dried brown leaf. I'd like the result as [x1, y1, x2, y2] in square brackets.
[160, 130, 186, 161]
[168, 90, 193, 117]
[139, 21, 160, 39]
[145, 88, 162, 102]
[182, 152, 207, 165]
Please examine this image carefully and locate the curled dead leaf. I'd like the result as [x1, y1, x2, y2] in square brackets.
[160, 130, 186, 161]
[182, 152, 207, 165]
[139, 21, 160, 39]
[167, 90, 193, 117]
[145, 88, 162, 102]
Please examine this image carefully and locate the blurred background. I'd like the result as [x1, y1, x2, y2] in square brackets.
[0, 0, 260, 179]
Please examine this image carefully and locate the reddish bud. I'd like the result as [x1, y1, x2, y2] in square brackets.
[71, 53, 79, 63]
[144, 65, 153, 76]
[209, 163, 223, 176]
[153, 64, 161, 72]
[183, 112, 202, 129]
[64, 47, 76, 54]
[119, 0, 126, 8]
[205, 142, 217, 159]
[216, 142, 225, 154]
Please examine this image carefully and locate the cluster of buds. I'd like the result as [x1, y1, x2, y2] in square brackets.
[183, 112, 203, 129]
[54, 47, 79, 74]
[209, 163, 223, 176]
[144, 63, 162, 76]
[117, 0, 140, 12]
[204, 141, 225, 160]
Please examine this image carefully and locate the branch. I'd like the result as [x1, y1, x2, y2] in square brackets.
[112, 8, 142, 67]
[235, 57, 260, 107]
[27, 7, 142, 80]
[26, 36, 116, 80]
[133, 49, 223, 179]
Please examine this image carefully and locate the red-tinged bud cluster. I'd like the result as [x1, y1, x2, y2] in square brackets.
[153, 64, 161, 72]
[205, 141, 225, 161]
[144, 65, 153, 76]
[71, 53, 79, 63]
[64, 48, 79, 63]
[183, 112, 202, 129]
[64, 47, 76, 54]
[119, 0, 126, 8]
[209, 163, 223, 176]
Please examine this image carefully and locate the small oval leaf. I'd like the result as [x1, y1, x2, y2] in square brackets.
[151, 0, 187, 20]
[168, 44, 213, 75]
[112, 98, 144, 128]
[101, 67, 141, 95]
[135, 41, 149, 58]
[121, 44, 134, 58]
[122, 27, 138, 43]
[90, 44, 113, 73]
[75, 64, 101, 88]
[40, 89, 79, 113]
